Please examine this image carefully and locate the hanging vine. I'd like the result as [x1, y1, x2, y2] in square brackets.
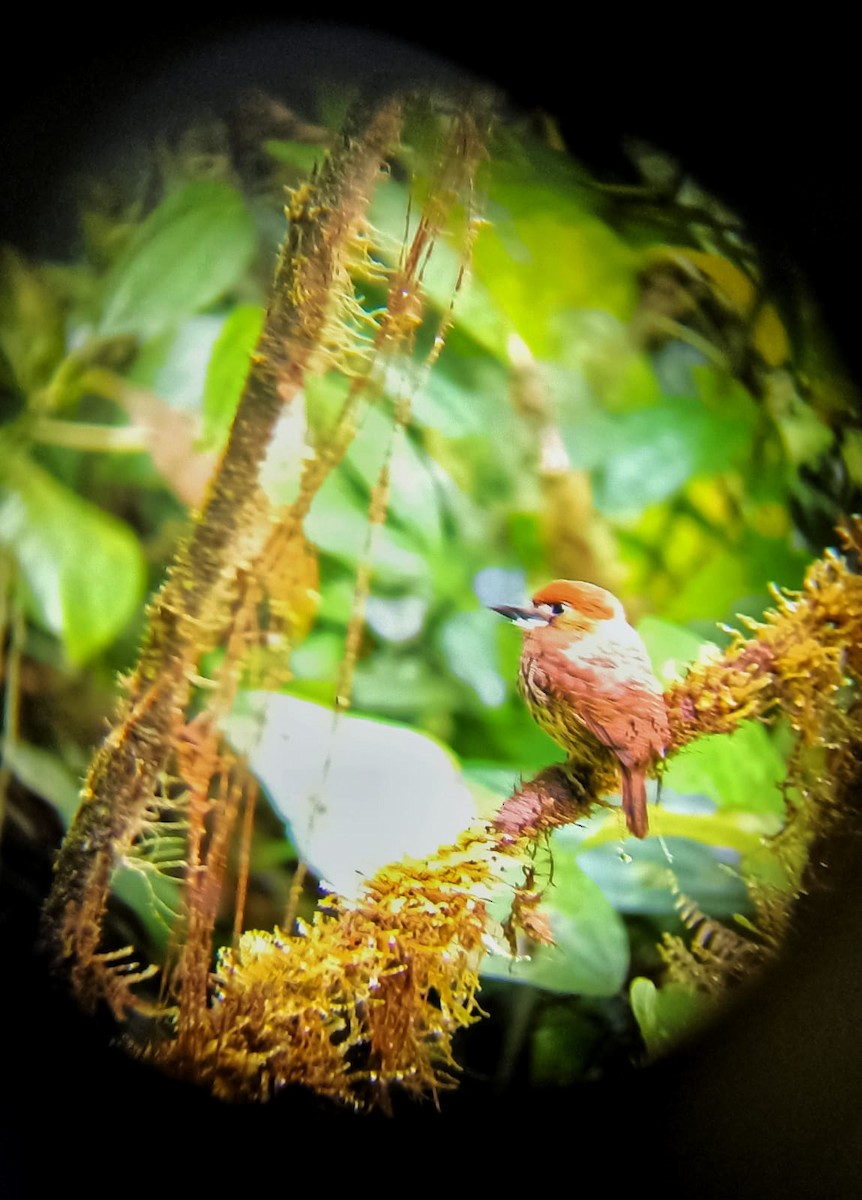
[40, 90, 501, 1104]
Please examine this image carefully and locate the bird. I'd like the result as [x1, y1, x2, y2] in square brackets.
[491, 579, 669, 837]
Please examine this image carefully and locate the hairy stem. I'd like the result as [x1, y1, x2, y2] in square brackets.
[41, 96, 404, 992]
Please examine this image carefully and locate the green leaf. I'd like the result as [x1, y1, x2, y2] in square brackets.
[664, 720, 788, 816]
[579, 806, 779, 855]
[462, 762, 520, 797]
[765, 377, 834, 467]
[740, 823, 806, 894]
[530, 1004, 601, 1087]
[304, 373, 352, 440]
[352, 650, 463, 718]
[416, 335, 511, 437]
[461, 761, 520, 821]
[843, 429, 862, 486]
[200, 304, 265, 449]
[662, 531, 808, 625]
[0, 450, 146, 663]
[111, 861, 181, 955]
[316, 570, 361, 626]
[630, 977, 716, 1056]
[484, 855, 629, 996]
[98, 181, 257, 340]
[2, 740, 81, 824]
[576, 834, 750, 917]
[289, 629, 346, 682]
[543, 316, 661, 413]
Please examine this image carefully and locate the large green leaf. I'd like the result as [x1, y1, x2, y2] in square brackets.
[662, 531, 808, 624]
[111, 860, 182, 955]
[664, 720, 788, 816]
[129, 314, 227, 412]
[98, 181, 257, 340]
[0, 450, 146, 663]
[529, 1001, 620, 1087]
[578, 805, 780, 855]
[289, 629, 347, 682]
[484, 854, 629, 997]
[576, 833, 750, 917]
[461, 762, 521, 821]
[352, 650, 463, 718]
[0, 247, 65, 392]
[415, 336, 510, 437]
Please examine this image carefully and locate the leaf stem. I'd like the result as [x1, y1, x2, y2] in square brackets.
[29, 417, 151, 453]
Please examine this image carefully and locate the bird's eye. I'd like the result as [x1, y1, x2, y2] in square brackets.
[549, 602, 565, 615]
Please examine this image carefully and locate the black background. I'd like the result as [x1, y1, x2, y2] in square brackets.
[2, 17, 860, 1196]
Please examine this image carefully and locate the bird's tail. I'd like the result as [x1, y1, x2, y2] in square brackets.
[620, 765, 649, 838]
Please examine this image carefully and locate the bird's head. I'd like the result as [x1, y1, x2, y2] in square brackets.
[490, 579, 626, 637]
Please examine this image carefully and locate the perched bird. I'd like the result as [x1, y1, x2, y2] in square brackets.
[491, 580, 669, 837]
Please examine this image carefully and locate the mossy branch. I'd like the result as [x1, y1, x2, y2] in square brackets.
[493, 522, 862, 994]
[495, 525, 862, 844]
[41, 97, 404, 995]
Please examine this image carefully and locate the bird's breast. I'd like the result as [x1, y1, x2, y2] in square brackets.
[518, 652, 608, 758]
[519, 632, 669, 764]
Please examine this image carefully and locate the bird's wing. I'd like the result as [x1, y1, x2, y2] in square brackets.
[577, 705, 643, 766]
[549, 651, 666, 766]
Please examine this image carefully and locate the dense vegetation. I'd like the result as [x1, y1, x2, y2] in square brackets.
[2, 89, 859, 1095]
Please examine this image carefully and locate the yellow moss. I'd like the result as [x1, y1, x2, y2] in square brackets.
[151, 830, 507, 1107]
[658, 522, 862, 1000]
[111, 102, 497, 1110]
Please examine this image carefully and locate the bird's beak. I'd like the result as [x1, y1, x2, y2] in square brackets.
[489, 603, 549, 630]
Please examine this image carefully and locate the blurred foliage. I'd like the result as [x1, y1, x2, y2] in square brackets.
[1, 90, 859, 1094]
